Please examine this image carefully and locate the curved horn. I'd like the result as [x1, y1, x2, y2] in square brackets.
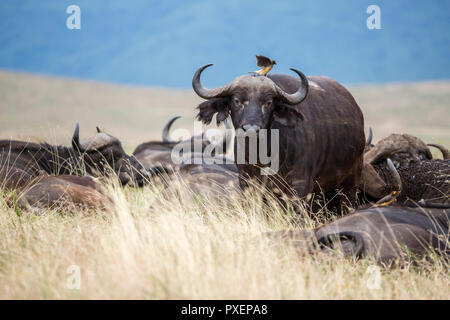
[372, 158, 402, 206]
[364, 137, 397, 164]
[366, 127, 373, 147]
[72, 122, 81, 151]
[96, 126, 101, 133]
[365, 134, 431, 164]
[162, 116, 181, 143]
[274, 68, 309, 105]
[386, 158, 402, 193]
[427, 143, 450, 160]
[192, 64, 232, 99]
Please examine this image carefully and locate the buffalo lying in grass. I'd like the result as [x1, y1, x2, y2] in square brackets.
[268, 155, 449, 263]
[133, 116, 232, 170]
[361, 133, 449, 204]
[0, 123, 150, 190]
[8, 175, 113, 214]
[175, 154, 239, 199]
[267, 202, 449, 264]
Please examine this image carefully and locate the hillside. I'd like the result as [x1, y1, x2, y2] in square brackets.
[0, 70, 449, 153]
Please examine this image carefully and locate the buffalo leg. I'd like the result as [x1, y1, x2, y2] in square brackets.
[338, 161, 362, 213]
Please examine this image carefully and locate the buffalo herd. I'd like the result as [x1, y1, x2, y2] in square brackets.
[1, 64, 448, 264]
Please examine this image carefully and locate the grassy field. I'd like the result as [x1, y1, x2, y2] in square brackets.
[0, 70, 449, 299]
[1, 70, 449, 150]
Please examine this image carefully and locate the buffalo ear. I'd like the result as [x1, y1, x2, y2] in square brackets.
[273, 103, 306, 127]
[196, 98, 230, 125]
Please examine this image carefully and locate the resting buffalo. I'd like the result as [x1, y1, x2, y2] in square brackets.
[133, 116, 232, 169]
[266, 204, 449, 264]
[0, 123, 149, 190]
[361, 133, 449, 204]
[171, 153, 239, 201]
[193, 64, 365, 211]
[9, 175, 113, 214]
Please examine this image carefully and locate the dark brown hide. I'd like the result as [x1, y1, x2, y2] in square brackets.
[373, 159, 449, 204]
[267, 205, 449, 263]
[162, 154, 239, 203]
[0, 140, 77, 190]
[361, 133, 449, 204]
[0, 125, 149, 189]
[194, 68, 365, 212]
[133, 117, 231, 169]
[11, 175, 113, 214]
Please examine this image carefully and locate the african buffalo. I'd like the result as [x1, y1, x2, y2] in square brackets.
[0, 123, 150, 190]
[266, 203, 449, 264]
[267, 156, 449, 263]
[193, 64, 365, 212]
[361, 133, 449, 204]
[159, 152, 239, 204]
[9, 175, 113, 214]
[179, 154, 238, 196]
[133, 116, 232, 169]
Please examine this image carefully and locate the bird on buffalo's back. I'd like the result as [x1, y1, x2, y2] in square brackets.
[248, 54, 276, 76]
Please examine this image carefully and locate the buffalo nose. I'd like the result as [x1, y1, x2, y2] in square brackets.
[242, 124, 260, 133]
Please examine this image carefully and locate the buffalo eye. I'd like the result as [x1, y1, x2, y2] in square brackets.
[233, 97, 243, 109]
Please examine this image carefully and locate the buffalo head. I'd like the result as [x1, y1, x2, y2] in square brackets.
[192, 64, 309, 132]
[361, 133, 432, 198]
[72, 123, 149, 186]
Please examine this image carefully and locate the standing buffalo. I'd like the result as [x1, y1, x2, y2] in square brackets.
[192, 64, 365, 211]
[0, 123, 150, 190]
[361, 133, 449, 204]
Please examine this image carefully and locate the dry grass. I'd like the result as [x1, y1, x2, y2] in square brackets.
[0, 70, 449, 299]
[0, 177, 449, 300]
